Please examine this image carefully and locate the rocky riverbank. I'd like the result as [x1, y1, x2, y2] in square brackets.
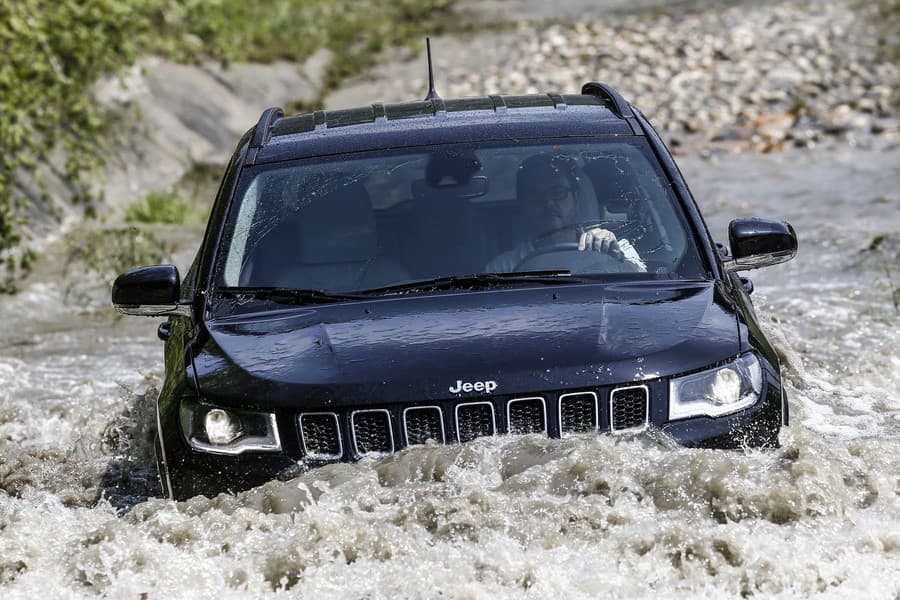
[8, 0, 896, 279]
[328, 0, 899, 153]
[35, 0, 900, 225]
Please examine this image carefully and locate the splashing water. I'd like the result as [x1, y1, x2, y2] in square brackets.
[1, 143, 898, 598]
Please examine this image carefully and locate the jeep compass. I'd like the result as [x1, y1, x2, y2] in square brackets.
[113, 82, 797, 500]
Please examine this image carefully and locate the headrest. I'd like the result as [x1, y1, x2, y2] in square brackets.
[582, 157, 643, 213]
[297, 181, 376, 264]
[411, 176, 489, 202]
[517, 154, 600, 221]
[425, 149, 482, 187]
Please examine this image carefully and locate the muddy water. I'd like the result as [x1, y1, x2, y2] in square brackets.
[1, 142, 898, 598]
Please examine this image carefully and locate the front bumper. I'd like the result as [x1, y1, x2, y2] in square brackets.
[159, 375, 784, 500]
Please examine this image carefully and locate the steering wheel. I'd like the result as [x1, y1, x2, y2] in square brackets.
[515, 240, 634, 273]
[531, 220, 616, 244]
[516, 241, 581, 268]
[514, 221, 628, 270]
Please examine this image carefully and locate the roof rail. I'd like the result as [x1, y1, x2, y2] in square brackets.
[581, 83, 641, 135]
[249, 107, 284, 149]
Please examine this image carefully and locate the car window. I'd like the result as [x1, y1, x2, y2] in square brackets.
[216, 138, 707, 292]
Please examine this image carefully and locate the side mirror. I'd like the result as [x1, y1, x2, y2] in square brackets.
[724, 218, 797, 273]
[112, 265, 191, 317]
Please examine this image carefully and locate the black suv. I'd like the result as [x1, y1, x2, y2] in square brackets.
[113, 82, 797, 500]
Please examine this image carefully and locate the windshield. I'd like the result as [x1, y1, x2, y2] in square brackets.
[215, 138, 707, 294]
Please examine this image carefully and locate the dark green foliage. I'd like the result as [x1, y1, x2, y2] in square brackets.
[0, 0, 453, 292]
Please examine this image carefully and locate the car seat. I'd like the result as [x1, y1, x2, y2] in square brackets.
[244, 179, 409, 291]
[405, 150, 491, 277]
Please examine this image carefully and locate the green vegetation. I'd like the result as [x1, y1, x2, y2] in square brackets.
[125, 160, 222, 224]
[873, 0, 900, 40]
[0, 0, 453, 291]
[869, 1, 900, 65]
[125, 190, 197, 225]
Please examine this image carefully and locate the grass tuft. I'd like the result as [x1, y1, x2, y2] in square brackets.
[125, 190, 196, 225]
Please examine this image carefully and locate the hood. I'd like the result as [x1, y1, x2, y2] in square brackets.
[193, 281, 739, 408]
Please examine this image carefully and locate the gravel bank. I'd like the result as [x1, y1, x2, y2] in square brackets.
[328, 0, 898, 153]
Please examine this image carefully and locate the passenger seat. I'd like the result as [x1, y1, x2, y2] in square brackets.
[245, 180, 409, 291]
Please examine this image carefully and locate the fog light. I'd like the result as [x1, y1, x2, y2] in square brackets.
[179, 398, 281, 455]
[205, 409, 241, 445]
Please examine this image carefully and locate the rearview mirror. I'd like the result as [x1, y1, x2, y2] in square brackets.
[112, 265, 191, 317]
[411, 175, 489, 200]
[724, 218, 797, 273]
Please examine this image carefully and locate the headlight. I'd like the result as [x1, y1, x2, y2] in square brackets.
[668, 353, 762, 420]
[179, 398, 281, 455]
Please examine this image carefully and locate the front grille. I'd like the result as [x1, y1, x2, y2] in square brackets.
[456, 402, 495, 443]
[404, 406, 445, 445]
[298, 383, 652, 460]
[507, 398, 546, 435]
[298, 412, 343, 459]
[610, 385, 649, 431]
[351, 409, 394, 455]
[559, 392, 598, 434]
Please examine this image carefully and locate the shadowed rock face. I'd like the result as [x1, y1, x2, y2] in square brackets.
[21, 50, 332, 239]
[98, 49, 331, 208]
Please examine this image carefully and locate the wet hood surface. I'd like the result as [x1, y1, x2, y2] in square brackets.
[194, 281, 739, 408]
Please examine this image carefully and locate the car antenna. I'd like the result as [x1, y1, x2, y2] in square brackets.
[424, 37, 441, 101]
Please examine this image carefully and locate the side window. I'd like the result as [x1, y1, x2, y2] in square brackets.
[223, 178, 259, 286]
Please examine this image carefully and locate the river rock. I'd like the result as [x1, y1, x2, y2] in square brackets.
[326, 0, 898, 153]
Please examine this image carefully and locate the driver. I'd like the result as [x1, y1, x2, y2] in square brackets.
[486, 154, 647, 273]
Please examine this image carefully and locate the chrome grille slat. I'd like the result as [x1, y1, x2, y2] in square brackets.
[298, 412, 343, 460]
[559, 392, 598, 435]
[455, 402, 495, 443]
[404, 406, 445, 445]
[351, 409, 394, 455]
[507, 397, 546, 435]
[610, 385, 650, 431]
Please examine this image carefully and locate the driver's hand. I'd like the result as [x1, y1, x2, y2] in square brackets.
[578, 227, 623, 259]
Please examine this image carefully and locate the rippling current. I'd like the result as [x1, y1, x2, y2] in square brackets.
[1, 142, 898, 598]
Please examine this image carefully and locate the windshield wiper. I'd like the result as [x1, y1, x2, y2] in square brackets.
[358, 270, 581, 295]
[217, 286, 367, 304]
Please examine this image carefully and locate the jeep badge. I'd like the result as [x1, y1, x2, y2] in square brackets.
[449, 380, 498, 394]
